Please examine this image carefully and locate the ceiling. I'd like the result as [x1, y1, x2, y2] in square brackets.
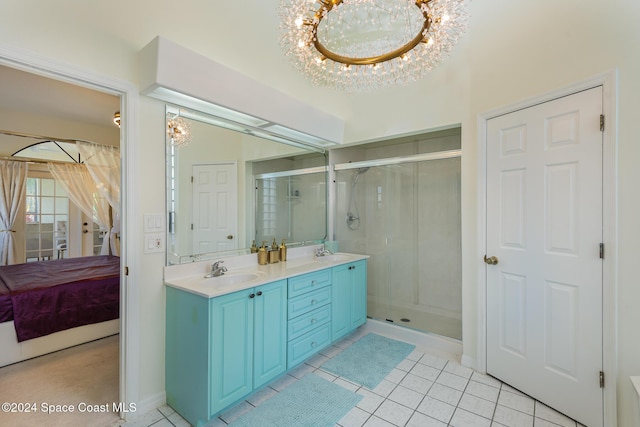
[0, 64, 121, 157]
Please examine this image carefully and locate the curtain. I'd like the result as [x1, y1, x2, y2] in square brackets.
[0, 161, 28, 265]
[76, 142, 121, 256]
[48, 163, 112, 255]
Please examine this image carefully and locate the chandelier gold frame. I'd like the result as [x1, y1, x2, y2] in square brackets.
[308, 0, 433, 66]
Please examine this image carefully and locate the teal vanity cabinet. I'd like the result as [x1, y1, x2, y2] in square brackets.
[165, 279, 287, 427]
[331, 260, 367, 341]
[287, 269, 333, 368]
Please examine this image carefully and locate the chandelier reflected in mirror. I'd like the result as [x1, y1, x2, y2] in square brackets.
[167, 116, 192, 147]
[279, 0, 469, 92]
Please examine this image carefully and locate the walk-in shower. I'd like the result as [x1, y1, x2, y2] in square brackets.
[334, 142, 462, 340]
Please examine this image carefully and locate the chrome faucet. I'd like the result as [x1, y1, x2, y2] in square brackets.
[205, 260, 228, 278]
[315, 245, 333, 257]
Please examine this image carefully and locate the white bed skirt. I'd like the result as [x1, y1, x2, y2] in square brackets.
[0, 319, 120, 367]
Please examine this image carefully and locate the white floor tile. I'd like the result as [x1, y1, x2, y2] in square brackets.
[465, 380, 500, 402]
[246, 385, 277, 406]
[498, 390, 534, 415]
[416, 396, 456, 424]
[338, 406, 371, 427]
[444, 361, 474, 379]
[356, 388, 386, 414]
[315, 368, 339, 382]
[435, 371, 469, 392]
[388, 385, 425, 410]
[400, 373, 435, 394]
[450, 408, 492, 427]
[493, 405, 534, 427]
[428, 382, 463, 406]
[410, 362, 441, 381]
[335, 376, 361, 392]
[218, 400, 253, 424]
[373, 399, 414, 426]
[363, 415, 396, 427]
[385, 367, 408, 384]
[396, 358, 417, 372]
[149, 418, 174, 427]
[367, 378, 397, 398]
[406, 411, 448, 427]
[458, 393, 497, 419]
[268, 373, 298, 391]
[471, 372, 502, 388]
[534, 402, 577, 427]
[419, 353, 448, 370]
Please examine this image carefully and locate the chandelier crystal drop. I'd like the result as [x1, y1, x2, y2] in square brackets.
[167, 117, 192, 147]
[279, 0, 470, 92]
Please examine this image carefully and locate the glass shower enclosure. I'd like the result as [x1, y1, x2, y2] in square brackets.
[335, 150, 462, 340]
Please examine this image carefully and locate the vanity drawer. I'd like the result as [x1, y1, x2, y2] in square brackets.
[288, 286, 331, 319]
[287, 322, 331, 368]
[288, 304, 331, 340]
[288, 269, 331, 298]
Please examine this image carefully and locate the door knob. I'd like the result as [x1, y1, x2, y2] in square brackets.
[484, 255, 499, 265]
[227, 235, 234, 240]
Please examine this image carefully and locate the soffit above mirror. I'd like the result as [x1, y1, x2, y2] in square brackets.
[139, 36, 344, 149]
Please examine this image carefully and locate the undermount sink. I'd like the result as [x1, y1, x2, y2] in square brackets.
[202, 272, 262, 289]
[315, 253, 352, 263]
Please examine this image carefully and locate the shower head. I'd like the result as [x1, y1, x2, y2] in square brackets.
[355, 167, 370, 175]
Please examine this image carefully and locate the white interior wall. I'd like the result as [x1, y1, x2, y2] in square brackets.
[1, 0, 639, 424]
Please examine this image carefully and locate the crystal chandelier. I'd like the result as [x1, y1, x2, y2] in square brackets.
[279, 0, 470, 92]
[167, 116, 192, 147]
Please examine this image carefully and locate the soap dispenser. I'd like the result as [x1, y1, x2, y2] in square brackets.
[250, 240, 258, 253]
[257, 241, 268, 265]
[269, 238, 279, 264]
[279, 239, 287, 262]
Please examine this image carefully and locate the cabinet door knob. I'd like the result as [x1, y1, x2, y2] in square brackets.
[256, 291, 263, 296]
[311, 341, 317, 348]
[310, 318, 316, 324]
[249, 293, 255, 299]
[311, 280, 317, 285]
[311, 299, 317, 305]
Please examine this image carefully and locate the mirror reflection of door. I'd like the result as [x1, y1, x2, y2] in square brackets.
[192, 163, 238, 254]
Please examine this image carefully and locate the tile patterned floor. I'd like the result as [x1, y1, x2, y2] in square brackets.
[124, 330, 585, 427]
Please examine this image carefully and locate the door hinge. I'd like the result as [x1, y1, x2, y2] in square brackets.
[599, 243, 605, 259]
[191, 176, 194, 183]
[191, 224, 194, 230]
[124, 266, 129, 276]
[600, 114, 605, 132]
[599, 371, 605, 388]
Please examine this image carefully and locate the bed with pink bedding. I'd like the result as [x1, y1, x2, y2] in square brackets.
[0, 255, 120, 342]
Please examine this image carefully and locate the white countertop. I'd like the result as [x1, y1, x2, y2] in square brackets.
[164, 246, 368, 298]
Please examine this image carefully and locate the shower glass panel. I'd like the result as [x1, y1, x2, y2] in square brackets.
[335, 155, 461, 340]
[255, 171, 326, 245]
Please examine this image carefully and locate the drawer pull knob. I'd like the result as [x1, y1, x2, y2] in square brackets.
[311, 299, 317, 305]
[249, 293, 255, 299]
[257, 291, 263, 296]
[311, 318, 317, 324]
[311, 280, 317, 285]
[311, 341, 317, 348]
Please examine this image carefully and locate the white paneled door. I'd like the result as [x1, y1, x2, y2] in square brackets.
[192, 163, 238, 254]
[486, 87, 603, 427]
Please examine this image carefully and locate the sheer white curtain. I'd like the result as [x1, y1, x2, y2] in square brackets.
[48, 163, 112, 255]
[77, 142, 120, 256]
[0, 160, 28, 265]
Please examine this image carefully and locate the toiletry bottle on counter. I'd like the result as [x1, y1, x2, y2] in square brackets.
[257, 242, 268, 265]
[279, 239, 287, 262]
[250, 240, 258, 253]
[269, 238, 279, 263]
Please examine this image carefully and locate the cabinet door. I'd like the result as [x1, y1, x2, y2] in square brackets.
[210, 289, 254, 414]
[350, 260, 367, 329]
[331, 263, 351, 341]
[253, 280, 287, 389]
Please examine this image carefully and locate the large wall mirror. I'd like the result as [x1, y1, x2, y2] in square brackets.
[166, 106, 328, 265]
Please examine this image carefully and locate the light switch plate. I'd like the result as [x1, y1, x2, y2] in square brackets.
[144, 232, 164, 254]
[144, 214, 165, 232]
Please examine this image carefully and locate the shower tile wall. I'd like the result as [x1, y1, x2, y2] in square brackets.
[335, 132, 462, 340]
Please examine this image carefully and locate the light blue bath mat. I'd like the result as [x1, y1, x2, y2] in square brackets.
[321, 333, 415, 389]
[229, 373, 362, 427]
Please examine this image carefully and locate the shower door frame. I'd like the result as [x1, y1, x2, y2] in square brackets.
[333, 149, 462, 336]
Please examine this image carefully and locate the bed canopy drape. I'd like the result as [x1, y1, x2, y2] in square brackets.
[0, 160, 28, 265]
[76, 142, 120, 256]
[48, 163, 112, 256]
